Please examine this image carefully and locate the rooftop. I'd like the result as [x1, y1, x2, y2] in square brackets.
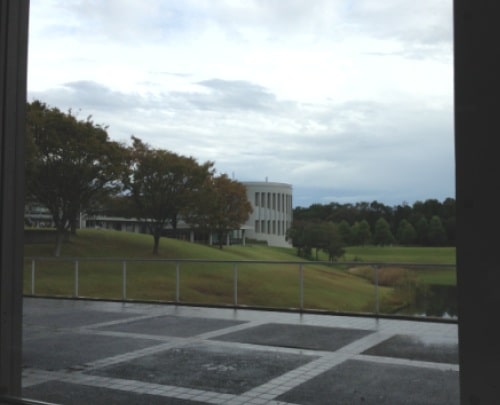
[22, 297, 459, 404]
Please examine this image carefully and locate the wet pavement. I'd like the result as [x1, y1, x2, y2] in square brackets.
[22, 297, 459, 404]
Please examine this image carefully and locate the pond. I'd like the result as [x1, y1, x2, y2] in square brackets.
[394, 284, 458, 319]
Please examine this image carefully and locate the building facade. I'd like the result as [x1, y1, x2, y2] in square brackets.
[242, 181, 293, 248]
[25, 181, 294, 248]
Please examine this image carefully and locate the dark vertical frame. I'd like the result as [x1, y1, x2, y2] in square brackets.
[0, 0, 30, 397]
[0, 0, 500, 402]
[454, 1, 500, 403]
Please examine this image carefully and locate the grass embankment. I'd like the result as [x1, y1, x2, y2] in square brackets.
[24, 229, 456, 314]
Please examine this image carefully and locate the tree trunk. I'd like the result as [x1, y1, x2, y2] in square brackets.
[70, 218, 78, 235]
[54, 229, 65, 257]
[171, 215, 178, 238]
[152, 232, 160, 255]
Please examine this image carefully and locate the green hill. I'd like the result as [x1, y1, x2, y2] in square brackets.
[24, 229, 456, 315]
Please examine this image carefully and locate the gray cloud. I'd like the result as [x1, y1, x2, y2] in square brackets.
[191, 79, 279, 112]
[50, 0, 187, 43]
[29, 81, 138, 110]
[28, 1, 454, 207]
[346, 1, 452, 44]
[30, 77, 454, 208]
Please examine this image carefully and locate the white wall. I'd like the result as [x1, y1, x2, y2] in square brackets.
[242, 181, 293, 248]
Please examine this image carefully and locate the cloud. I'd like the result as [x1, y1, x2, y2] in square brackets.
[30, 81, 138, 110]
[187, 79, 278, 112]
[29, 76, 454, 207]
[346, 0, 452, 45]
[28, 0, 455, 207]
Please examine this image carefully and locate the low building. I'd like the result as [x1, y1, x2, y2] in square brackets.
[25, 181, 294, 248]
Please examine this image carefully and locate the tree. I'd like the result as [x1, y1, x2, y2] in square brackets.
[308, 221, 326, 260]
[337, 220, 352, 245]
[185, 174, 252, 249]
[396, 219, 417, 245]
[26, 100, 125, 256]
[373, 217, 395, 246]
[427, 215, 447, 246]
[286, 220, 345, 260]
[393, 201, 412, 231]
[292, 198, 457, 247]
[321, 222, 345, 262]
[351, 220, 371, 246]
[124, 137, 213, 254]
[442, 197, 456, 245]
[286, 220, 313, 257]
[414, 216, 429, 245]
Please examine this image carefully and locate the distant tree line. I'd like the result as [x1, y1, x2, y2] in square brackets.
[25, 100, 252, 255]
[288, 199, 455, 258]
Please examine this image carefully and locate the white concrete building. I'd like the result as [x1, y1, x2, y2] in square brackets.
[26, 181, 294, 248]
[242, 181, 293, 248]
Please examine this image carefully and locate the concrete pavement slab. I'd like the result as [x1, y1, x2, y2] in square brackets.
[362, 334, 459, 364]
[95, 315, 247, 337]
[23, 309, 141, 329]
[22, 380, 205, 405]
[86, 341, 317, 394]
[23, 332, 161, 371]
[276, 359, 459, 405]
[21, 297, 459, 404]
[211, 323, 372, 351]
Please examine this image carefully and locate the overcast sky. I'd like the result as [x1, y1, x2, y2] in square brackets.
[27, 0, 454, 208]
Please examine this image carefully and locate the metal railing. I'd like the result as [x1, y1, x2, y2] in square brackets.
[24, 257, 457, 322]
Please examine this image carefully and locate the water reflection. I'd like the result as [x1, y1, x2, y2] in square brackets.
[397, 284, 458, 319]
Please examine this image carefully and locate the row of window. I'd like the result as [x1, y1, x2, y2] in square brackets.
[254, 219, 290, 235]
[254, 192, 292, 212]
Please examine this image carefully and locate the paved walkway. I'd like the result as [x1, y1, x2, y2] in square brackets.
[22, 297, 459, 404]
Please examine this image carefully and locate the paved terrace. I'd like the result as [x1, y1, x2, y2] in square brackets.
[22, 297, 459, 404]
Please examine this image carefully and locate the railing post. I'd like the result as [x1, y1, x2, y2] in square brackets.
[299, 263, 304, 311]
[176, 261, 180, 303]
[373, 265, 379, 316]
[233, 263, 238, 306]
[122, 260, 127, 300]
[31, 259, 35, 295]
[74, 260, 79, 297]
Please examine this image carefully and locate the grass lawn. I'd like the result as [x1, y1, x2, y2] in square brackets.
[24, 228, 456, 314]
[341, 246, 456, 287]
[342, 245, 456, 265]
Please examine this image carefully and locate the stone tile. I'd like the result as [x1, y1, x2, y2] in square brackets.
[22, 380, 206, 405]
[87, 342, 317, 394]
[211, 323, 372, 351]
[23, 309, 139, 330]
[277, 359, 459, 405]
[21, 297, 461, 405]
[96, 315, 247, 337]
[23, 332, 160, 371]
[362, 334, 459, 364]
